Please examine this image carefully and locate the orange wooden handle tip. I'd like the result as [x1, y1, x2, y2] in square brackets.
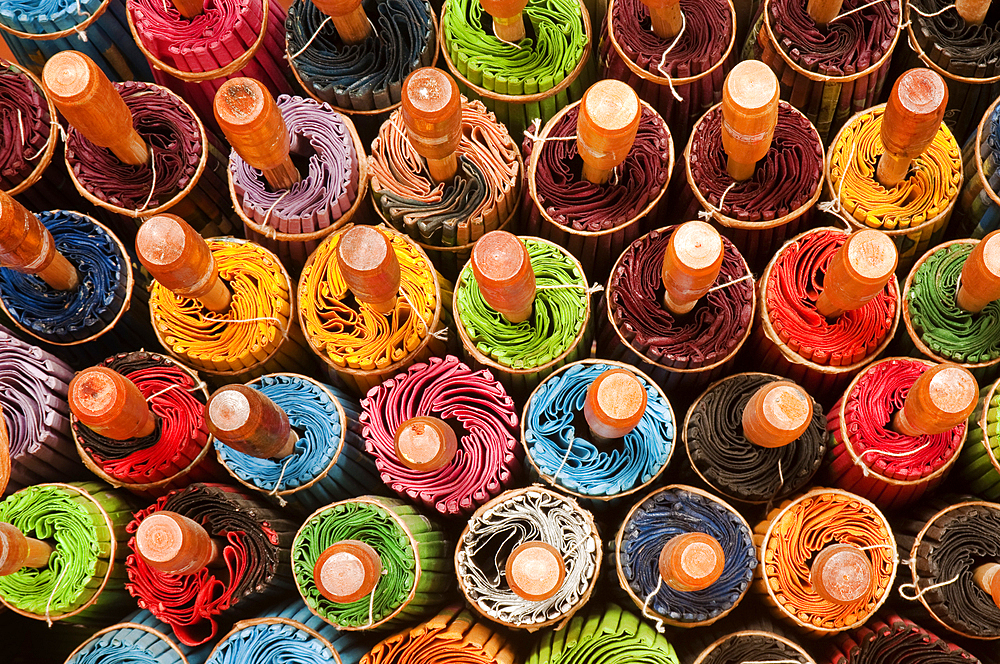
[807, 0, 845, 24]
[214, 78, 300, 190]
[957, 231, 1000, 314]
[479, 0, 530, 41]
[42, 51, 148, 166]
[311, 0, 373, 43]
[815, 230, 897, 318]
[0, 191, 79, 291]
[69, 367, 156, 441]
[956, 0, 990, 24]
[136, 214, 232, 313]
[0, 523, 52, 575]
[658, 532, 726, 592]
[583, 368, 647, 440]
[722, 60, 780, 182]
[892, 363, 978, 437]
[661, 221, 724, 315]
[470, 231, 536, 323]
[393, 416, 458, 471]
[877, 69, 948, 188]
[505, 541, 566, 601]
[810, 543, 874, 605]
[206, 384, 297, 459]
[336, 226, 401, 314]
[973, 563, 1000, 609]
[313, 540, 383, 603]
[171, 0, 204, 18]
[638, 0, 683, 38]
[576, 80, 642, 185]
[135, 511, 220, 575]
[742, 381, 813, 448]
[401, 68, 463, 183]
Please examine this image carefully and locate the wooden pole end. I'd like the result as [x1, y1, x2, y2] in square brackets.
[506, 541, 566, 601]
[878, 69, 948, 188]
[69, 367, 155, 441]
[742, 381, 813, 448]
[893, 363, 978, 437]
[336, 226, 401, 314]
[658, 532, 726, 592]
[810, 543, 874, 605]
[583, 368, 647, 440]
[135, 511, 218, 576]
[661, 221, 724, 315]
[393, 416, 458, 471]
[815, 230, 897, 318]
[957, 231, 1000, 314]
[722, 60, 779, 182]
[470, 230, 536, 323]
[401, 68, 463, 183]
[313, 540, 383, 604]
[206, 385, 296, 459]
[577, 80, 642, 185]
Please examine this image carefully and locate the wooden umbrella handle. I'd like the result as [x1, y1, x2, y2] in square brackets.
[957, 230, 1000, 314]
[394, 416, 458, 471]
[877, 69, 948, 188]
[42, 51, 148, 166]
[206, 384, 298, 459]
[956, 0, 991, 24]
[807, 0, 845, 24]
[135, 511, 222, 575]
[69, 367, 157, 440]
[314, 540, 383, 603]
[471, 230, 536, 323]
[479, 0, 531, 42]
[136, 214, 232, 313]
[0, 192, 79, 291]
[171, 0, 204, 18]
[0, 523, 53, 576]
[583, 368, 647, 442]
[658, 532, 725, 592]
[638, 0, 683, 38]
[815, 230, 897, 318]
[576, 80, 642, 185]
[810, 544, 874, 604]
[336, 226, 401, 314]
[312, 0, 373, 44]
[892, 364, 978, 437]
[506, 542, 566, 601]
[742, 381, 813, 448]
[214, 78, 300, 191]
[661, 221, 724, 315]
[973, 562, 1000, 609]
[722, 60, 780, 182]
[400, 68, 463, 183]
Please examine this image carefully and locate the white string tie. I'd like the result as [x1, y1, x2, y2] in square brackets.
[654, 12, 686, 102]
[899, 573, 961, 601]
[289, 16, 333, 60]
[640, 575, 666, 633]
[698, 181, 737, 222]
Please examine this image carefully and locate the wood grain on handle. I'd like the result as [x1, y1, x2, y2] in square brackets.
[135, 511, 222, 576]
[313, 540, 383, 603]
[506, 542, 566, 601]
[479, 0, 530, 42]
[638, 0, 683, 38]
[214, 78, 300, 191]
[810, 544, 874, 604]
[0, 191, 79, 291]
[815, 230, 897, 318]
[206, 384, 298, 459]
[470, 230, 536, 323]
[877, 69, 948, 188]
[576, 80, 641, 185]
[658, 532, 725, 592]
[583, 368, 647, 441]
[401, 68, 463, 183]
[956, 0, 990, 24]
[69, 367, 157, 440]
[0, 523, 53, 576]
[336, 226, 401, 314]
[42, 52, 148, 166]
[171, 0, 204, 19]
[136, 214, 232, 313]
[956, 231, 1000, 314]
[892, 363, 978, 437]
[742, 381, 813, 448]
[394, 416, 458, 471]
[661, 221, 724, 315]
[722, 60, 779, 182]
[807, 0, 845, 24]
[312, 0, 373, 44]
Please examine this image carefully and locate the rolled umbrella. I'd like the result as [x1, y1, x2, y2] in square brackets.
[522, 80, 673, 280]
[207, 598, 374, 664]
[960, 94, 1000, 238]
[743, 0, 902, 143]
[64, 609, 213, 664]
[599, 222, 755, 394]
[0, 481, 138, 626]
[601, 0, 736, 140]
[614, 485, 756, 629]
[453, 231, 592, 398]
[525, 603, 680, 664]
[361, 606, 517, 664]
[820, 612, 983, 664]
[126, 0, 294, 133]
[217, 78, 368, 272]
[291, 495, 452, 631]
[0, 194, 157, 369]
[42, 51, 240, 239]
[895, 497, 1000, 641]
[439, 0, 593, 139]
[681, 60, 825, 270]
[359, 354, 520, 517]
[0, 0, 153, 83]
[825, 68, 962, 270]
[125, 482, 297, 646]
[753, 226, 900, 402]
[297, 224, 448, 396]
[902, 234, 1000, 382]
[521, 359, 674, 506]
[684, 373, 827, 505]
[137, 214, 314, 385]
[683, 626, 816, 664]
[68, 352, 222, 498]
[0, 324, 84, 495]
[207, 373, 380, 513]
[369, 68, 522, 280]
[455, 486, 600, 631]
[960, 377, 1000, 499]
[826, 358, 977, 510]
